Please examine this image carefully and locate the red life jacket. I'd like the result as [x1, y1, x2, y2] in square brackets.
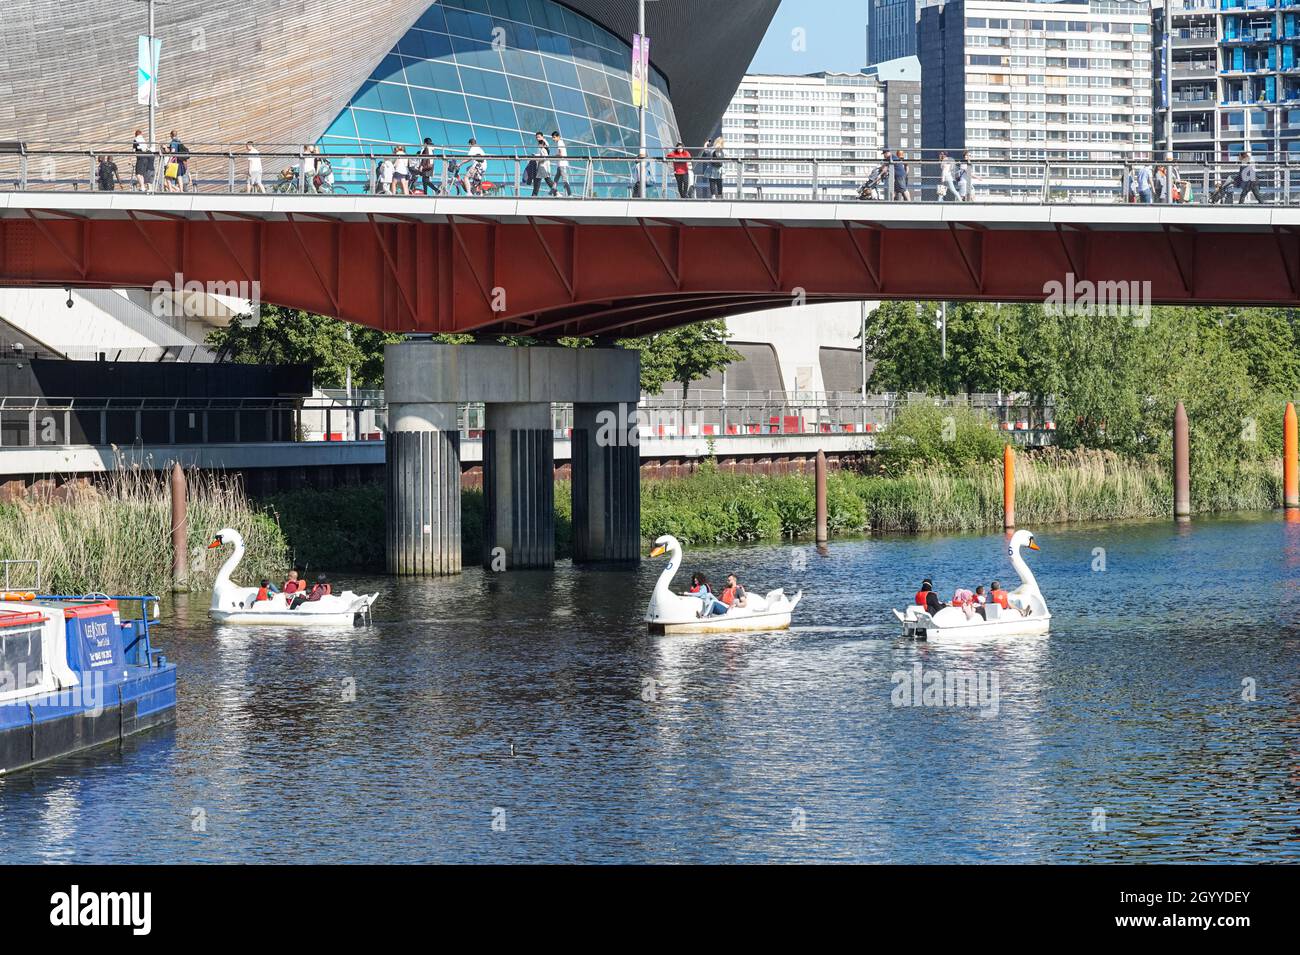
[283, 580, 301, 594]
[914, 590, 929, 607]
[256, 586, 269, 602]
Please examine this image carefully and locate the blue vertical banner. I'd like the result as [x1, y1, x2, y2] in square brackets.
[137, 35, 161, 106]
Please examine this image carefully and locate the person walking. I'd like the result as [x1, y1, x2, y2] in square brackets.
[528, 132, 555, 196]
[938, 150, 958, 201]
[95, 154, 122, 191]
[1237, 150, 1263, 203]
[392, 145, 410, 195]
[167, 130, 190, 192]
[245, 142, 265, 193]
[299, 144, 317, 194]
[1132, 160, 1154, 203]
[892, 149, 911, 201]
[466, 138, 487, 195]
[666, 141, 692, 198]
[413, 137, 438, 195]
[956, 150, 975, 201]
[549, 130, 571, 196]
[708, 136, 727, 198]
[132, 130, 155, 192]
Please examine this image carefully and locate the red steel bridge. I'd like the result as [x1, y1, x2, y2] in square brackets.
[4, 193, 1300, 336]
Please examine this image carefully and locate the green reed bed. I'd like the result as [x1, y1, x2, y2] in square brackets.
[0, 467, 287, 595]
[639, 449, 1282, 546]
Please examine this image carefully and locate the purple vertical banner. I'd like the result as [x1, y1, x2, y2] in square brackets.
[632, 34, 645, 107]
[641, 35, 651, 105]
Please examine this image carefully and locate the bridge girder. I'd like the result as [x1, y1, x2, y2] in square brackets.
[3, 209, 1300, 334]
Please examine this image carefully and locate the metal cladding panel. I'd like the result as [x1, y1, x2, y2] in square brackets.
[510, 428, 555, 568]
[1, 0, 430, 146]
[483, 429, 555, 568]
[386, 429, 461, 576]
[571, 421, 639, 564]
[2, 1, 777, 151]
[565, 0, 781, 146]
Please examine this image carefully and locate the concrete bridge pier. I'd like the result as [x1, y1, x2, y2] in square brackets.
[483, 402, 554, 569]
[385, 401, 461, 575]
[572, 401, 641, 564]
[384, 341, 640, 575]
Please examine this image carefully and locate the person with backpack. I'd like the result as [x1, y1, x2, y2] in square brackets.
[96, 154, 122, 191]
[529, 132, 555, 196]
[168, 130, 190, 192]
[415, 137, 438, 196]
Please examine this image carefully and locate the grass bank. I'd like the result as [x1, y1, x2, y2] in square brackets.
[642, 450, 1280, 544]
[0, 469, 287, 595]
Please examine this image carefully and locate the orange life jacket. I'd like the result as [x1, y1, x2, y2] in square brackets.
[914, 590, 929, 607]
[991, 589, 1010, 609]
[256, 586, 269, 602]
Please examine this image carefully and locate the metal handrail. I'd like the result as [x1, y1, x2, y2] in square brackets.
[5, 144, 1299, 205]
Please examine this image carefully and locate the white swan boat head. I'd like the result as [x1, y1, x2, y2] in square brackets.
[893, 529, 1050, 641]
[207, 527, 377, 627]
[645, 534, 802, 635]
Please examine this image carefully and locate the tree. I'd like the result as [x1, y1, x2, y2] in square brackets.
[206, 305, 366, 388]
[616, 320, 743, 397]
[861, 301, 946, 393]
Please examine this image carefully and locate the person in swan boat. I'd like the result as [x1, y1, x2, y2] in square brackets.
[694, 573, 730, 618]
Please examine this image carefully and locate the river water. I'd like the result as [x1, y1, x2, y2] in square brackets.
[1, 514, 1296, 863]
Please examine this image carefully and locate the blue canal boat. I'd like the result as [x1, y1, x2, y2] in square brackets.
[0, 594, 176, 775]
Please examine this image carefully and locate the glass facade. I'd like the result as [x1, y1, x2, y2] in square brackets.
[316, 0, 682, 195]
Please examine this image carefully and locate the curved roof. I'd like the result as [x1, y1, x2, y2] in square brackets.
[562, 0, 781, 145]
[0, 1, 777, 149]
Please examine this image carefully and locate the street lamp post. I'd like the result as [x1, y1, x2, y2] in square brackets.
[635, 0, 661, 197]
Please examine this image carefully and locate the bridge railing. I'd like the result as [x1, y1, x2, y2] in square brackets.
[2, 143, 1298, 206]
[0, 393, 1057, 450]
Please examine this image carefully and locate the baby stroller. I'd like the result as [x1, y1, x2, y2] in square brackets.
[857, 167, 886, 201]
[1209, 175, 1236, 205]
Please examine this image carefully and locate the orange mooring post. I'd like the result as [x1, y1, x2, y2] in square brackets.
[170, 462, 188, 592]
[1003, 443, 1016, 530]
[1285, 402, 1299, 510]
[1174, 401, 1191, 521]
[815, 449, 829, 544]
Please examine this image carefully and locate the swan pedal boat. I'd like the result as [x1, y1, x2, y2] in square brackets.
[208, 528, 377, 626]
[893, 529, 1051, 641]
[645, 534, 802, 634]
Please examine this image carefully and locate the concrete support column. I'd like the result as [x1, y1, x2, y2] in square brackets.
[571, 402, 640, 564]
[386, 401, 461, 575]
[483, 402, 554, 568]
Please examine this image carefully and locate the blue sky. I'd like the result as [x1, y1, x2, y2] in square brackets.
[749, 1, 870, 74]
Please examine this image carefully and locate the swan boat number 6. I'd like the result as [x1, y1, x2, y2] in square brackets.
[208, 528, 377, 626]
[645, 535, 802, 634]
[893, 529, 1050, 640]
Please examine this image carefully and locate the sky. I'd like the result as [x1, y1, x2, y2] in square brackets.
[748, 0, 871, 75]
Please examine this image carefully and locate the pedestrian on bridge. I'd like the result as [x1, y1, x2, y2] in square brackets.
[938, 151, 959, 202]
[245, 143, 265, 194]
[1237, 150, 1262, 204]
[892, 150, 911, 201]
[666, 142, 693, 199]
